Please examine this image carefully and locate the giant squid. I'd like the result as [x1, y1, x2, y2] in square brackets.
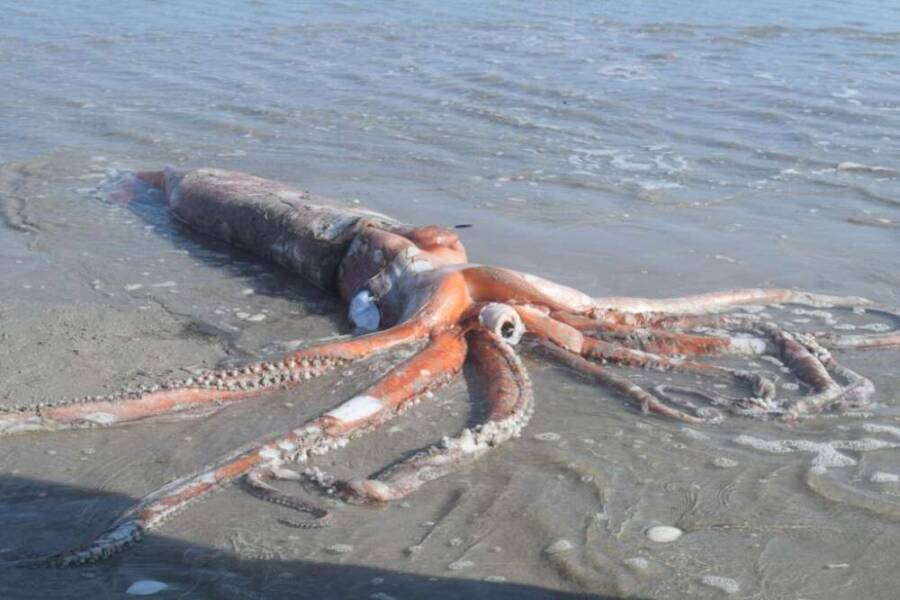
[2, 168, 898, 567]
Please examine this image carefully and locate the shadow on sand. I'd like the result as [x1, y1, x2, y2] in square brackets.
[0, 474, 637, 600]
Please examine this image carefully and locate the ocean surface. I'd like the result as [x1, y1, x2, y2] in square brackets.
[1, 2, 899, 598]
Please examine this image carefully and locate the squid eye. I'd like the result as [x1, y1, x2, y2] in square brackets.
[349, 289, 381, 332]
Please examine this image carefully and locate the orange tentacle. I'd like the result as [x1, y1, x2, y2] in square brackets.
[514, 304, 585, 352]
[551, 310, 631, 332]
[538, 339, 706, 425]
[623, 330, 734, 356]
[519, 308, 731, 376]
[337, 328, 533, 503]
[592, 288, 873, 315]
[321, 329, 468, 435]
[0, 321, 433, 437]
[462, 266, 595, 313]
[30, 330, 467, 567]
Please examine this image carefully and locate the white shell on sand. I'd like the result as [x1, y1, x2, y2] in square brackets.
[624, 557, 650, 570]
[544, 539, 575, 554]
[448, 559, 474, 571]
[700, 575, 740, 594]
[126, 580, 168, 596]
[646, 525, 682, 543]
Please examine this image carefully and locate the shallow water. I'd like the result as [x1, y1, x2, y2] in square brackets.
[1, 2, 899, 598]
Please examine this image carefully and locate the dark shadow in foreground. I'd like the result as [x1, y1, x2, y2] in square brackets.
[0, 475, 636, 600]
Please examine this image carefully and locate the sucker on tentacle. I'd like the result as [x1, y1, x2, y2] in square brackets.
[335, 328, 533, 503]
[4, 167, 899, 567]
[0, 350, 350, 436]
[243, 467, 333, 529]
[22, 329, 467, 567]
[0, 315, 438, 437]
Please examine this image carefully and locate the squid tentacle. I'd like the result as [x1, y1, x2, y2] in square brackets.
[648, 307, 900, 352]
[544, 308, 871, 421]
[17, 330, 466, 567]
[579, 337, 726, 375]
[243, 467, 333, 529]
[813, 306, 900, 350]
[553, 309, 769, 359]
[0, 357, 339, 437]
[590, 288, 874, 317]
[560, 293, 900, 352]
[0, 320, 430, 437]
[334, 328, 533, 503]
[529, 305, 876, 422]
[519, 306, 773, 397]
[536, 339, 709, 424]
[780, 331, 875, 419]
[597, 329, 767, 358]
[581, 338, 778, 417]
[653, 376, 779, 418]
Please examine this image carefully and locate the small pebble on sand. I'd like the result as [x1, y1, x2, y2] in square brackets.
[646, 525, 682, 543]
[126, 580, 168, 596]
[700, 575, 740, 594]
[544, 539, 575, 554]
[681, 427, 710, 441]
[712, 457, 739, 469]
[624, 557, 650, 570]
[326, 544, 353, 554]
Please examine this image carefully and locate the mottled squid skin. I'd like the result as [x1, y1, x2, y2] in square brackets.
[4, 168, 899, 567]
